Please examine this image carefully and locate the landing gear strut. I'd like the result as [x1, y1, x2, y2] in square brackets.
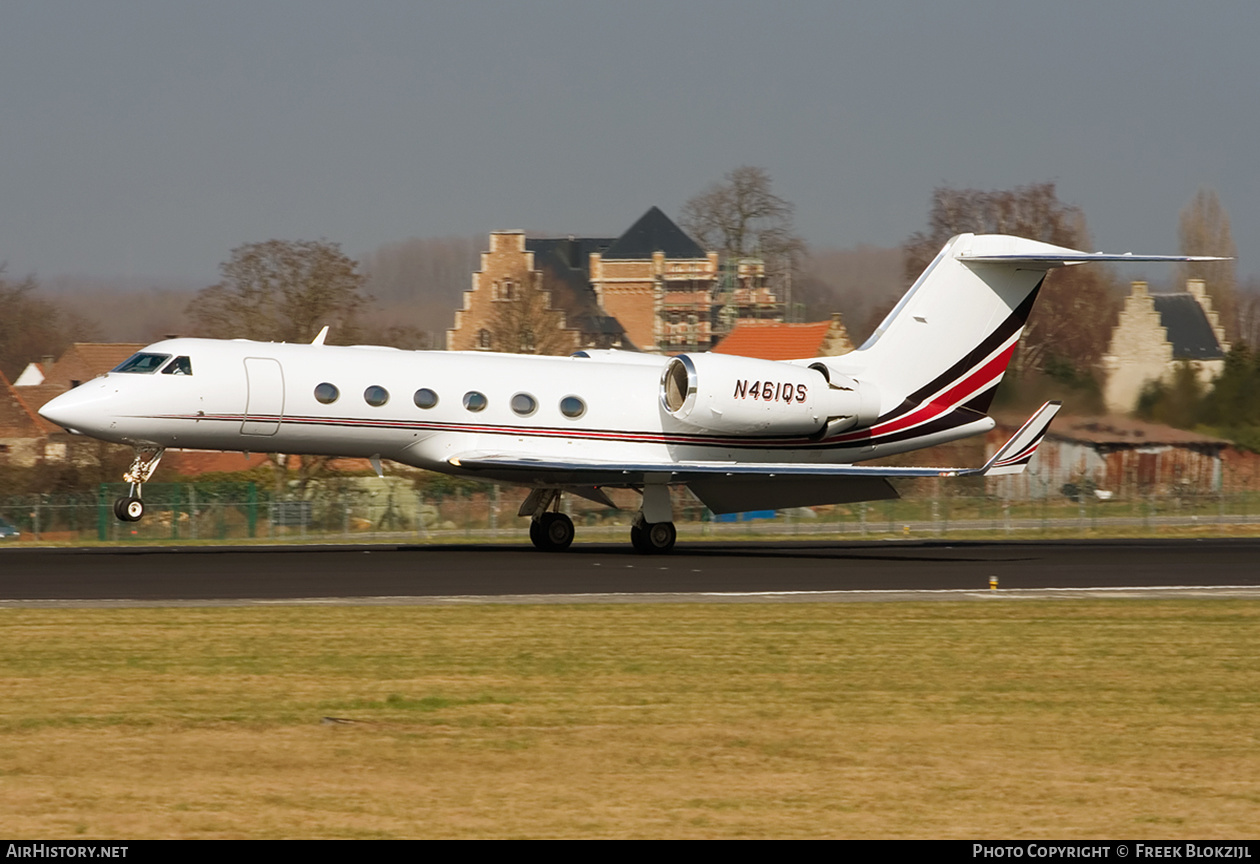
[113, 447, 164, 523]
[629, 480, 676, 553]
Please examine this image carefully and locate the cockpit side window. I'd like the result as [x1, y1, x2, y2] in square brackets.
[161, 356, 193, 376]
[113, 353, 172, 374]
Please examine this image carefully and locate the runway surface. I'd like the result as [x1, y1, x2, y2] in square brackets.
[2, 538, 1259, 605]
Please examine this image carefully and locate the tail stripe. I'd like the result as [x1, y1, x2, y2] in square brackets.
[875, 278, 1043, 427]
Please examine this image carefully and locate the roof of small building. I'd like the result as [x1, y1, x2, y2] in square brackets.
[601, 207, 706, 260]
[162, 450, 273, 475]
[0, 372, 50, 438]
[995, 411, 1229, 448]
[1151, 293, 1224, 360]
[712, 320, 840, 361]
[44, 343, 147, 389]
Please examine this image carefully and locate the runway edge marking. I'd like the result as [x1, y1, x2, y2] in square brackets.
[4, 585, 1260, 609]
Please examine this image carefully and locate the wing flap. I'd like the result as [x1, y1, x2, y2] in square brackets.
[449, 453, 977, 479]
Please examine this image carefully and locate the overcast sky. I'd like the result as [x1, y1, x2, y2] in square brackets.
[1, 1, 1255, 285]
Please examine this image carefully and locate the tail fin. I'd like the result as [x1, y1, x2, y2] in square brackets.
[850, 234, 1061, 417]
[830, 234, 1221, 422]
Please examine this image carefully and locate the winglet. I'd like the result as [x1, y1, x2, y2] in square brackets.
[980, 401, 1061, 476]
[312, 325, 330, 346]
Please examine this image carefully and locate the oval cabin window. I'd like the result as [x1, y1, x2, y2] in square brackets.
[510, 393, 537, 416]
[560, 396, 586, 419]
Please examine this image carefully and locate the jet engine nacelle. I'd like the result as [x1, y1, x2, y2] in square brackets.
[660, 353, 880, 436]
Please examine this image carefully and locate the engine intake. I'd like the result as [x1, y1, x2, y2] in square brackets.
[660, 353, 879, 436]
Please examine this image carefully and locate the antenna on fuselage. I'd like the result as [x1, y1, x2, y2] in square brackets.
[311, 325, 329, 346]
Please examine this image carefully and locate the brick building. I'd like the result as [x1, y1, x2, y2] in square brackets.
[4, 343, 148, 467]
[0, 372, 55, 466]
[1102, 280, 1229, 414]
[448, 207, 783, 355]
[447, 231, 627, 354]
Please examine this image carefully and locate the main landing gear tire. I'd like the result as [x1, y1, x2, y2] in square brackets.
[630, 520, 676, 554]
[113, 496, 144, 522]
[530, 512, 575, 552]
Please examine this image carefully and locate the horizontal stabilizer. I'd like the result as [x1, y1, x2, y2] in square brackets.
[978, 401, 1061, 476]
[959, 251, 1227, 268]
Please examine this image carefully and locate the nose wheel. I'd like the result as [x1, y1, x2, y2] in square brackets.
[113, 446, 165, 523]
[113, 496, 145, 522]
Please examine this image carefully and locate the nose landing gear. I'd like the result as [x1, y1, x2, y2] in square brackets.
[113, 447, 165, 523]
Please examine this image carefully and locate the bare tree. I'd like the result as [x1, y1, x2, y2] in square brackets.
[904, 183, 1117, 373]
[1179, 187, 1238, 340]
[1237, 278, 1260, 349]
[797, 245, 904, 338]
[682, 166, 806, 297]
[189, 240, 367, 343]
[488, 269, 573, 356]
[0, 267, 99, 380]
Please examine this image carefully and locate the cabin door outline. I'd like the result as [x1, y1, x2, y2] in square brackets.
[242, 357, 285, 436]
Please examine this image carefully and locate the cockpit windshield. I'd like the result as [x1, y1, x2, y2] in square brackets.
[161, 356, 193, 376]
[112, 353, 172, 374]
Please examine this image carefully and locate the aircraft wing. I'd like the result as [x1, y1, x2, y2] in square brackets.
[449, 401, 1062, 481]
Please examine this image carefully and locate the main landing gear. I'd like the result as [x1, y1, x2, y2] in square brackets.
[630, 516, 676, 554]
[113, 447, 165, 523]
[521, 484, 677, 554]
[521, 489, 575, 552]
[529, 512, 575, 552]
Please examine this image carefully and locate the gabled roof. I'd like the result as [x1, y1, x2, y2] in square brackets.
[14, 385, 67, 432]
[0, 371, 50, 438]
[713, 320, 848, 361]
[1151, 294, 1224, 360]
[527, 237, 618, 277]
[13, 363, 45, 387]
[602, 207, 706, 260]
[45, 343, 146, 389]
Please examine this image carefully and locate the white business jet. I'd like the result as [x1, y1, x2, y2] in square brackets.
[38, 233, 1215, 553]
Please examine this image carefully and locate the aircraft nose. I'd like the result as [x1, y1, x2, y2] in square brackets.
[38, 384, 110, 435]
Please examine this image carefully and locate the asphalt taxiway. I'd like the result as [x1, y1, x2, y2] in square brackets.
[1, 537, 1258, 606]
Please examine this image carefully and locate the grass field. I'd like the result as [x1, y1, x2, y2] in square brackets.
[1, 600, 1257, 839]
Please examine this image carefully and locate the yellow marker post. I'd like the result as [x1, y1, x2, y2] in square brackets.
[989, 576, 998, 590]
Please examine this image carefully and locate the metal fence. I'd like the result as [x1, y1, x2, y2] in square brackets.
[3, 478, 1260, 544]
